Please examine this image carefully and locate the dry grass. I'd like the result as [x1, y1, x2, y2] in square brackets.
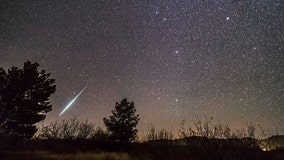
[0, 151, 131, 160]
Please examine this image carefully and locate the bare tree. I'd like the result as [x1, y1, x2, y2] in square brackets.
[144, 125, 173, 141]
[36, 117, 95, 140]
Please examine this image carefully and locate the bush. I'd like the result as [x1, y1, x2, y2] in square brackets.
[36, 117, 107, 140]
[144, 125, 173, 142]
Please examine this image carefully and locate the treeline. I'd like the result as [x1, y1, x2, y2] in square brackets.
[33, 116, 279, 151]
[1, 116, 281, 160]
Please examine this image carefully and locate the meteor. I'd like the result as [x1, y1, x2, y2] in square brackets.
[59, 86, 87, 116]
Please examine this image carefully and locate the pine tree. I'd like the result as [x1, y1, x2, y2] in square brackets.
[103, 98, 139, 142]
[0, 61, 56, 139]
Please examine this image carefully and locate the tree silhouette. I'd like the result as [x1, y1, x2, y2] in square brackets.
[103, 98, 139, 142]
[0, 61, 56, 139]
[0, 68, 8, 127]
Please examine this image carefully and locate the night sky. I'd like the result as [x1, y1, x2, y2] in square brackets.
[1, 0, 283, 135]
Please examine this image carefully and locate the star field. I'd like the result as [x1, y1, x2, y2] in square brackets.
[0, 0, 283, 134]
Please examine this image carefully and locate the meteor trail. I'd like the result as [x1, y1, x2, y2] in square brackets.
[59, 86, 87, 116]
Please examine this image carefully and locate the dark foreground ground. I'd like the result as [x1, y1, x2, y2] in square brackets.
[1, 138, 283, 160]
[1, 150, 283, 160]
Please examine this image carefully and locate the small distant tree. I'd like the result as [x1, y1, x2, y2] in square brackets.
[103, 98, 139, 142]
[0, 61, 56, 139]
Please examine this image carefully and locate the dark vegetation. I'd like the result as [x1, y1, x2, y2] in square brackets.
[0, 61, 283, 160]
[1, 118, 283, 160]
[103, 98, 140, 142]
[0, 61, 55, 139]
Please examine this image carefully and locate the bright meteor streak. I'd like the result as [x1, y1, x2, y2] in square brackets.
[59, 86, 87, 116]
